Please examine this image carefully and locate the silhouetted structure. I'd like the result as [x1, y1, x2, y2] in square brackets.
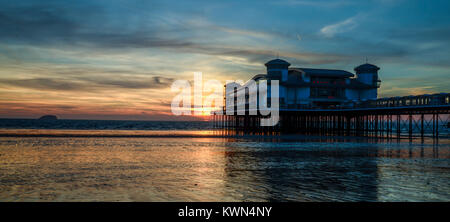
[226, 59, 381, 110]
[212, 59, 450, 138]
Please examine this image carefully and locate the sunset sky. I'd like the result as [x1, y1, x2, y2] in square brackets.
[0, 0, 449, 120]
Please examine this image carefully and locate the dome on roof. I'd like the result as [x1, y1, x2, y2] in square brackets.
[265, 59, 291, 67]
[354, 63, 380, 73]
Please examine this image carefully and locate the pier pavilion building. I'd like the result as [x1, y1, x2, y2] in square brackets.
[225, 59, 381, 110]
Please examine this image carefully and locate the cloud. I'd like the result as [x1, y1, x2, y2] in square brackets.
[0, 1, 357, 68]
[212, 26, 275, 39]
[85, 76, 175, 89]
[0, 76, 174, 92]
[0, 78, 88, 91]
[0, 2, 192, 49]
[320, 16, 358, 37]
[386, 26, 450, 48]
[0, 3, 87, 44]
[215, 48, 348, 65]
[274, 0, 356, 8]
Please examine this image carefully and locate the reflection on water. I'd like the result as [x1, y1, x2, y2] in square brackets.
[0, 132, 448, 201]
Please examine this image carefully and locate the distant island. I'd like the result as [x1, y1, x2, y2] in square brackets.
[38, 115, 58, 120]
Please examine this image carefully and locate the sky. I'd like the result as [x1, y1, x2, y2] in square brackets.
[0, 0, 449, 120]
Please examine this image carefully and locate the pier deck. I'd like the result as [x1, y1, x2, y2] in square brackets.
[212, 93, 450, 138]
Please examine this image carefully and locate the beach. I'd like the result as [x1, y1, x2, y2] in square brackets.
[0, 126, 448, 201]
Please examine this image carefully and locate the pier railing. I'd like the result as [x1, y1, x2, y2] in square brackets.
[354, 93, 449, 109]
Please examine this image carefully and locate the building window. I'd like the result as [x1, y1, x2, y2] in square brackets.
[310, 87, 342, 98]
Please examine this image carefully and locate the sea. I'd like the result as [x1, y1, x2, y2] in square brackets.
[0, 118, 449, 201]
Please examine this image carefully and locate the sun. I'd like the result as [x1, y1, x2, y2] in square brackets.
[191, 107, 213, 116]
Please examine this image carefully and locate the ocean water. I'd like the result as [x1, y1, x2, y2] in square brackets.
[0, 119, 449, 201]
[0, 119, 212, 130]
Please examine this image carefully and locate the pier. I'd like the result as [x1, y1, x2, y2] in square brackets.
[212, 93, 450, 138]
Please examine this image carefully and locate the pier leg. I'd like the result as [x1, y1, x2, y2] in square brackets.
[409, 114, 413, 138]
[432, 113, 436, 137]
[421, 114, 424, 138]
[346, 116, 351, 136]
[389, 115, 393, 138]
[375, 115, 379, 137]
[436, 113, 439, 138]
